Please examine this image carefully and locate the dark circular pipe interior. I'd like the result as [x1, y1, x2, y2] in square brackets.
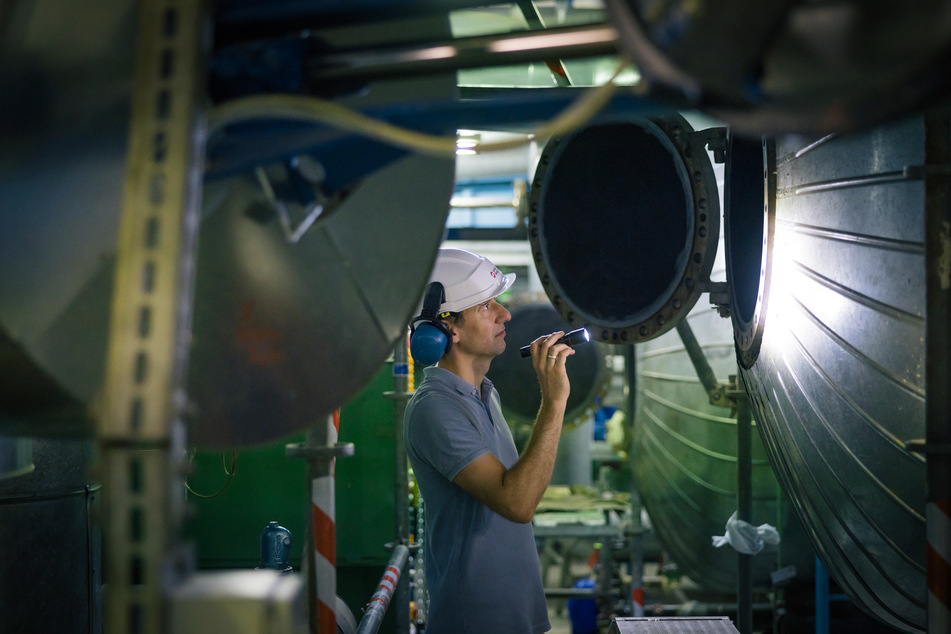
[726, 134, 766, 327]
[539, 122, 691, 324]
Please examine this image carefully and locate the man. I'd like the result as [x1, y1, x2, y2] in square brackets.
[404, 247, 575, 633]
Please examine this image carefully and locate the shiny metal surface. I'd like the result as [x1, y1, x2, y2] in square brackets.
[0, 2, 455, 447]
[188, 153, 453, 447]
[632, 299, 812, 593]
[528, 114, 722, 345]
[526, 114, 811, 594]
[0, 0, 134, 437]
[735, 117, 928, 631]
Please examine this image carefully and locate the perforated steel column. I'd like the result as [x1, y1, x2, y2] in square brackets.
[99, 1, 206, 632]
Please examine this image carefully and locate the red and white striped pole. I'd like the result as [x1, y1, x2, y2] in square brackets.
[631, 586, 645, 617]
[311, 410, 340, 633]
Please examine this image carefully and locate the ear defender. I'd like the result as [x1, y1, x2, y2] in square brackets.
[409, 282, 453, 366]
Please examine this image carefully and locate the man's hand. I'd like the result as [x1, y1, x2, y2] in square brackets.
[453, 330, 575, 523]
[529, 331, 574, 406]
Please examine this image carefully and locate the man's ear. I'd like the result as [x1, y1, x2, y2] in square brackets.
[440, 319, 460, 343]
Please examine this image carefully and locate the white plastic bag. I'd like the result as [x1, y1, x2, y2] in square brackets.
[711, 511, 780, 555]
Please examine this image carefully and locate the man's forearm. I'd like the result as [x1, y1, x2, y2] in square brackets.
[501, 398, 567, 515]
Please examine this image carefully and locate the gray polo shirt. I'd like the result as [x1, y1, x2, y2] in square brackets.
[404, 366, 550, 634]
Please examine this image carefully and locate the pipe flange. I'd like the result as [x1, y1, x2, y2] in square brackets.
[528, 113, 722, 345]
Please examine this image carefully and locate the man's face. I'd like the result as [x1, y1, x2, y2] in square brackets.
[451, 297, 512, 360]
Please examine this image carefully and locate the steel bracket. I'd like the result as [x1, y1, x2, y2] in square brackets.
[285, 441, 355, 464]
[700, 280, 731, 318]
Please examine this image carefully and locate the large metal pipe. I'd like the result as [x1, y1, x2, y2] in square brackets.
[734, 116, 931, 631]
[304, 23, 618, 84]
[527, 114, 812, 596]
[527, 114, 722, 345]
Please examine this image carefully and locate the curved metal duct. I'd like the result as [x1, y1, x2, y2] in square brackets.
[0, 1, 455, 448]
[728, 119, 929, 631]
[528, 114, 813, 594]
[604, 0, 951, 134]
[490, 302, 609, 431]
[186, 153, 454, 448]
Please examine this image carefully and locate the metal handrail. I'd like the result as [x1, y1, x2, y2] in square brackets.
[356, 544, 410, 634]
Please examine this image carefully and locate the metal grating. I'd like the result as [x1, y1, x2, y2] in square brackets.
[609, 616, 741, 634]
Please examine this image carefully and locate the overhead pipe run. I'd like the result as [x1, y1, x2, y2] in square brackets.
[303, 22, 618, 84]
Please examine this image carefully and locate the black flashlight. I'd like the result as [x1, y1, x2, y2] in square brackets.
[519, 328, 590, 358]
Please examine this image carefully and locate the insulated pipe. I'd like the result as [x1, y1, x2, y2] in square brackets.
[304, 23, 617, 84]
[357, 544, 410, 634]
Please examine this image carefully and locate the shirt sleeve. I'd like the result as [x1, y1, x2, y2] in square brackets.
[406, 394, 491, 481]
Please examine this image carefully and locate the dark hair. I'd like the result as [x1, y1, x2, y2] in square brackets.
[442, 311, 464, 326]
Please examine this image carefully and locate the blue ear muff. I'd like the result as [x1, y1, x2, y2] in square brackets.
[410, 322, 450, 366]
[410, 282, 452, 366]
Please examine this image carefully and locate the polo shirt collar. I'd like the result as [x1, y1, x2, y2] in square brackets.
[424, 365, 494, 399]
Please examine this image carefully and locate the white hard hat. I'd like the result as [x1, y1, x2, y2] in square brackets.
[429, 248, 516, 314]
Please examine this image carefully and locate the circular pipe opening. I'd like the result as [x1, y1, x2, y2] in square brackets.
[725, 133, 773, 367]
[539, 122, 692, 324]
[529, 115, 721, 344]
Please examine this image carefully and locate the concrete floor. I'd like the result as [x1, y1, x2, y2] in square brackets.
[547, 604, 573, 634]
